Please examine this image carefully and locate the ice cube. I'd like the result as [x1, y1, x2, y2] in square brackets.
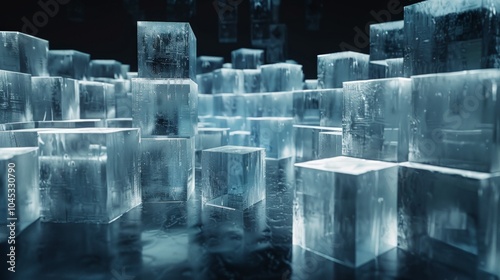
[79, 81, 116, 119]
[343, 78, 411, 162]
[0, 32, 48, 76]
[247, 117, 294, 159]
[369, 20, 404, 61]
[262, 91, 294, 117]
[137, 22, 196, 79]
[196, 72, 213, 94]
[242, 69, 261, 93]
[131, 78, 198, 137]
[0, 122, 35, 131]
[88, 60, 123, 79]
[36, 119, 103, 129]
[317, 51, 369, 89]
[197, 56, 224, 74]
[31, 77, 80, 121]
[141, 137, 194, 202]
[102, 118, 133, 128]
[48, 50, 90, 80]
[293, 89, 321, 125]
[198, 94, 214, 117]
[231, 48, 264, 69]
[318, 131, 342, 159]
[212, 69, 244, 94]
[319, 88, 343, 127]
[304, 79, 318, 90]
[0, 70, 33, 124]
[294, 125, 341, 163]
[195, 127, 229, 168]
[295, 156, 398, 267]
[261, 63, 304, 92]
[213, 94, 245, 117]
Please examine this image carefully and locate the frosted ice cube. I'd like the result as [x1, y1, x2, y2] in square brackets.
[231, 48, 264, 69]
[0, 32, 48, 76]
[262, 91, 294, 117]
[244, 93, 264, 117]
[369, 20, 404, 61]
[212, 69, 244, 94]
[195, 127, 229, 168]
[294, 125, 341, 163]
[304, 79, 318, 90]
[201, 145, 266, 210]
[137, 22, 196, 79]
[293, 89, 321, 125]
[317, 51, 369, 89]
[197, 56, 224, 74]
[31, 77, 80, 121]
[88, 60, 123, 79]
[127, 72, 138, 80]
[198, 93, 214, 117]
[48, 50, 90, 80]
[213, 94, 245, 117]
[242, 69, 261, 93]
[247, 117, 294, 159]
[141, 137, 194, 202]
[93, 78, 131, 118]
[295, 156, 398, 267]
[229, 130, 250, 146]
[318, 131, 342, 159]
[38, 128, 141, 223]
[261, 63, 304, 92]
[343, 78, 411, 162]
[0, 147, 39, 242]
[79, 81, 116, 119]
[196, 72, 213, 94]
[131, 78, 198, 137]
[319, 88, 343, 127]
[0, 70, 33, 124]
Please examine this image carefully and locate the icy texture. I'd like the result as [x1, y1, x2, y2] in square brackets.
[103, 118, 133, 128]
[0, 70, 33, 124]
[38, 128, 141, 223]
[197, 56, 224, 74]
[79, 81, 116, 119]
[369, 21, 404, 61]
[88, 60, 123, 79]
[369, 61, 388, 79]
[137, 22, 196, 79]
[0, 147, 39, 242]
[201, 146, 266, 210]
[141, 137, 194, 201]
[36, 119, 103, 128]
[0, 122, 35, 131]
[213, 94, 245, 117]
[244, 91, 294, 118]
[318, 131, 342, 159]
[304, 79, 318, 90]
[295, 156, 398, 267]
[132, 78, 198, 137]
[0, 128, 50, 148]
[404, 0, 500, 76]
[93, 78, 132, 118]
[319, 88, 343, 127]
[261, 63, 304, 92]
[48, 50, 90, 80]
[370, 58, 405, 79]
[231, 48, 264, 69]
[0, 32, 48, 76]
[195, 128, 229, 168]
[212, 69, 244, 94]
[293, 89, 321, 125]
[343, 78, 411, 162]
[398, 162, 499, 276]
[243, 69, 261, 93]
[248, 117, 294, 159]
[294, 125, 341, 163]
[196, 72, 213, 94]
[317, 52, 369, 89]
[198, 94, 214, 117]
[229, 130, 250, 146]
[213, 116, 246, 131]
[31, 77, 80, 121]
[409, 69, 500, 172]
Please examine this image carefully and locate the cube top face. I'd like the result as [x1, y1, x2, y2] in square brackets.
[231, 48, 264, 69]
[399, 161, 494, 180]
[318, 51, 370, 61]
[404, 0, 485, 17]
[294, 124, 342, 132]
[49, 49, 89, 57]
[232, 48, 264, 55]
[260, 62, 302, 71]
[37, 127, 139, 137]
[295, 156, 397, 175]
[370, 20, 404, 32]
[137, 21, 196, 79]
[204, 145, 265, 155]
[89, 60, 123, 79]
[36, 119, 103, 129]
[0, 147, 38, 160]
[0, 121, 35, 131]
[31, 77, 80, 121]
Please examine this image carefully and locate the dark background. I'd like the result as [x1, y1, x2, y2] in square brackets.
[0, 0, 424, 78]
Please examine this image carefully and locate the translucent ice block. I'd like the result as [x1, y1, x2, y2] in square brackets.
[48, 50, 90, 80]
[0, 147, 39, 242]
[88, 60, 123, 79]
[196, 72, 213, 94]
[409, 69, 500, 172]
[295, 156, 398, 267]
[0, 32, 48, 76]
[131, 78, 198, 137]
[261, 91, 294, 117]
[247, 117, 294, 159]
[404, 0, 500, 76]
[31, 77, 80, 121]
[197, 56, 224, 74]
[93, 78, 132, 118]
[0, 128, 49, 148]
[79, 81, 116, 119]
[0, 70, 33, 124]
[0, 122, 35, 131]
[229, 130, 250, 146]
[343, 78, 411, 162]
[198, 93, 214, 117]
[212, 69, 244, 94]
[369, 20, 404, 61]
[141, 137, 194, 202]
[317, 52, 369, 89]
[195, 127, 229, 168]
[260, 63, 304, 92]
[318, 131, 342, 159]
[242, 69, 261, 93]
[293, 89, 321, 125]
[294, 125, 341, 163]
[223, 63, 233, 68]
[304, 79, 318, 90]
[201, 146, 266, 210]
[319, 88, 343, 127]
[369, 58, 404, 79]
[398, 162, 500, 277]
[231, 48, 264, 69]
[137, 22, 196, 79]
[213, 94, 245, 117]
[38, 128, 141, 223]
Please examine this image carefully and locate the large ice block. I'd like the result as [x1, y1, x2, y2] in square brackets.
[404, 0, 500, 76]
[88, 60, 123, 79]
[93, 78, 132, 118]
[318, 131, 342, 159]
[0, 147, 39, 242]
[196, 72, 213, 94]
[213, 93, 245, 117]
[317, 52, 369, 89]
[293, 89, 321, 125]
[195, 127, 229, 168]
[137, 22, 196, 79]
[31, 77, 80, 121]
[48, 50, 90, 80]
[260, 63, 304, 92]
[231, 48, 264, 69]
[141, 137, 194, 202]
[201, 146, 266, 210]
[294, 125, 341, 163]
[369, 21, 404, 61]
[131, 78, 198, 137]
[0, 70, 33, 124]
[79, 81, 116, 119]
[244, 93, 264, 117]
[0, 32, 48, 76]
[212, 68, 244, 94]
[319, 88, 343, 127]
[295, 156, 398, 267]
[242, 69, 261, 93]
[38, 128, 141, 223]
[343, 78, 411, 162]
[409, 69, 500, 172]
[247, 117, 294, 159]
[197, 56, 224, 74]
[198, 93, 214, 117]
[398, 162, 500, 278]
